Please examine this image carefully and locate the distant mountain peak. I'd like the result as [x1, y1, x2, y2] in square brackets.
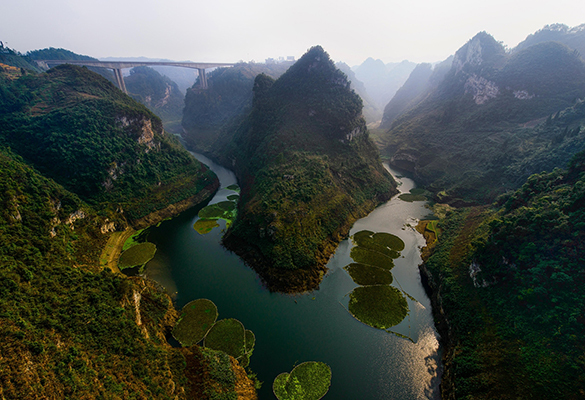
[453, 31, 505, 74]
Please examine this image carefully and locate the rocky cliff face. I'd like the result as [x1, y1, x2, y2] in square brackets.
[380, 31, 585, 204]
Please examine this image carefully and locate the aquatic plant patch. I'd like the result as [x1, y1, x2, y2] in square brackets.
[273, 361, 332, 400]
[398, 193, 427, 202]
[172, 298, 218, 346]
[204, 318, 246, 359]
[226, 184, 240, 192]
[193, 219, 220, 234]
[199, 201, 236, 219]
[348, 285, 408, 329]
[352, 230, 404, 255]
[227, 194, 239, 201]
[350, 247, 395, 270]
[372, 232, 405, 252]
[118, 242, 157, 270]
[344, 263, 394, 286]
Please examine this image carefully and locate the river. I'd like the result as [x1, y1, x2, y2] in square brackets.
[144, 152, 442, 399]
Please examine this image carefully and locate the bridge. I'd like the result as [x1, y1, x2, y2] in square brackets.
[35, 60, 235, 93]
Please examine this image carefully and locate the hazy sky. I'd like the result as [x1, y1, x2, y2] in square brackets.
[1, 0, 583, 66]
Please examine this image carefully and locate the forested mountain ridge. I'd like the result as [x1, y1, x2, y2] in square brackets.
[420, 151, 585, 399]
[181, 61, 292, 154]
[380, 32, 585, 204]
[125, 65, 185, 133]
[0, 63, 217, 223]
[216, 46, 397, 292]
[0, 50, 258, 399]
[514, 23, 585, 59]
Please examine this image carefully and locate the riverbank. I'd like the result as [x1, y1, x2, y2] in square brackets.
[99, 180, 219, 275]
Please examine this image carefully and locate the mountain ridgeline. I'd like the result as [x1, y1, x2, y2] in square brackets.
[379, 32, 585, 204]
[209, 46, 397, 292]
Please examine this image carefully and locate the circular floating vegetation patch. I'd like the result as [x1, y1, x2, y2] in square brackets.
[204, 318, 246, 359]
[172, 299, 218, 347]
[344, 263, 393, 286]
[273, 361, 332, 400]
[226, 184, 240, 192]
[193, 219, 220, 235]
[350, 247, 395, 270]
[372, 232, 405, 252]
[398, 193, 427, 202]
[352, 230, 404, 256]
[227, 194, 240, 201]
[199, 201, 236, 219]
[348, 285, 408, 329]
[118, 242, 157, 271]
[245, 329, 255, 353]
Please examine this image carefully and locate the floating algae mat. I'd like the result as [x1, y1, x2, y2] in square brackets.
[273, 361, 332, 400]
[398, 188, 431, 203]
[342, 230, 414, 334]
[172, 299, 218, 346]
[172, 298, 255, 367]
[194, 185, 240, 235]
[204, 318, 246, 359]
[118, 242, 157, 273]
[348, 285, 409, 329]
[344, 263, 393, 286]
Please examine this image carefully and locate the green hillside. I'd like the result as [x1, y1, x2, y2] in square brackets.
[125, 66, 185, 133]
[0, 64, 217, 222]
[0, 49, 257, 399]
[219, 46, 397, 292]
[381, 33, 585, 204]
[421, 151, 585, 399]
[181, 61, 291, 154]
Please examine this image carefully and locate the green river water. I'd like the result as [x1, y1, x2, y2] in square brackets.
[143, 153, 442, 399]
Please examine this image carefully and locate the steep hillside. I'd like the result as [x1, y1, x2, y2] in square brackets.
[0, 49, 255, 399]
[381, 32, 585, 204]
[336, 61, 381, 123]
[220, 46, 397, 292]
[27, 47, 116, 83]
[181, 62, 291, 154]
[0, 64, 217, 223]
[514, 23, 585, 59]
[353, 58, 416, 115]
[420, 151, 585, 399]
[379, 63, 434, 129]
[125, 66, 185, 132]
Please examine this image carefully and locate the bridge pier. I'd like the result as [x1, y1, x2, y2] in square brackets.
[113, 68, 128, 94]
[197, 68, 207, 89]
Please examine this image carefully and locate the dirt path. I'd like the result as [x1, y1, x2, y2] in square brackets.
[99, 229, 135, 273]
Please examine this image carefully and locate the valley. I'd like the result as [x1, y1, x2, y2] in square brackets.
[1, 20, 585, 399]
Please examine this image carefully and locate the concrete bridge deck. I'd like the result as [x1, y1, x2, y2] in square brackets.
[36, 60, 235, 92]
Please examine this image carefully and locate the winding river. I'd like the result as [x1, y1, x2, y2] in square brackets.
[144, 153, 442, 399]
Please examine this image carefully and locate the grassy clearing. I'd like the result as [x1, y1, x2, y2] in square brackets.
[204, 318, 246, 359]
[273, 361, 332, 400]
[344, 263, 393, 286]
[350, 247, 395, 270]
[117, 242, 156, 270]
[348, 285, 409, 329]
[193, 219, 220, 234]
[172, 299, 218, 347]
[122, 228, 148, 251]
